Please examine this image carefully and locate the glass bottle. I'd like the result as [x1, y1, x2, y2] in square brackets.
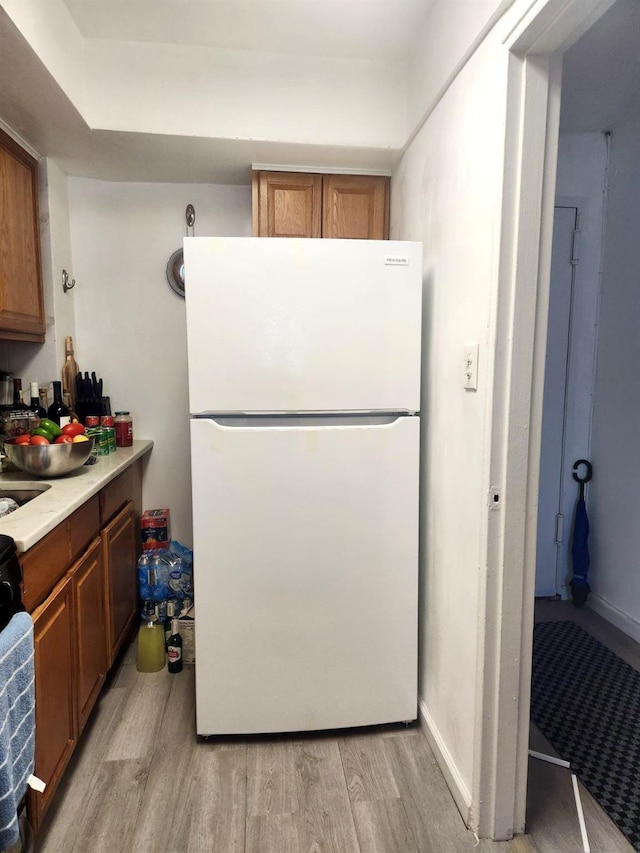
[12, 378, 29, 411]
[29, 382, 47, 418]
[38, 385, 49, 412]
[136, 601, 166, 673]
[114, 412, 133, 447]
[165, 600, 177, 646]
[47, 380, 71, 427]
[62, 336, 79, 409]
[167, 618, 183, 673]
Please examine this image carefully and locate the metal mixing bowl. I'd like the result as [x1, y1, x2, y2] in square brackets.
[4, 437, 95, 478]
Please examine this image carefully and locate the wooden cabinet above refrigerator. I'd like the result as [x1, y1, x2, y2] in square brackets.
[252, 170, 389, 240]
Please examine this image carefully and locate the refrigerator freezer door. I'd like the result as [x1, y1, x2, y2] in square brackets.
[191, 415, 419, 734]
[184, 237, 422, 414]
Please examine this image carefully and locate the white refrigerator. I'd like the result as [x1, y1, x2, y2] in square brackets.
[184, 237, 422, 735]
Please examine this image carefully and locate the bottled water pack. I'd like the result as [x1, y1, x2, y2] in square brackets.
[137, 541, 193, 602]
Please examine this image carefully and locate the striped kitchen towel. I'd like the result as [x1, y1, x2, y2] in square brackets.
[0, 612, 35, 852]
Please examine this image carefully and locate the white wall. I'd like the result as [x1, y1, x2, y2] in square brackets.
[589, 115, 640, 636]
[0, 0, 86, 115]
[67, 178, 251, 547]
[0, 0, 407, 153]
[85, 40, 406, 150]
[391, 30, 509, 805]
[407, 0, 509, 131]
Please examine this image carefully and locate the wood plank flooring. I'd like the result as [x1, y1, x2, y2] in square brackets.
[34, 641, 523, 853]
[34, 610, 631, 852]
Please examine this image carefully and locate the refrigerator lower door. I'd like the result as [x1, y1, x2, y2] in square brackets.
[191, 415, 419, 735]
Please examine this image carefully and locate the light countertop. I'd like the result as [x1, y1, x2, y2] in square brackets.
[0, 439, 153, 552]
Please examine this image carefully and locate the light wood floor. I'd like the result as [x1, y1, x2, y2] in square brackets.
[34, 606, 633, 853]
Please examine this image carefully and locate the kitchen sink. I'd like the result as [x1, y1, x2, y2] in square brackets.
[0, 485, 51, 506]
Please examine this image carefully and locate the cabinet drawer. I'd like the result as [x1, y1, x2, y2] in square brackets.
[69, 494, 100, 561]
[21, 523, 71, 612]
[100, 466, 134, 524]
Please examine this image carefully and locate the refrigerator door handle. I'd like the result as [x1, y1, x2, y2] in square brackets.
[198, 413, 418, 429]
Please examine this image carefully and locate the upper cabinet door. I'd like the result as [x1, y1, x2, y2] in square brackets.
[252, 171, 390, 240]
[253, 171, 322, 238]
[322, 174, 389, 240]
[0, 130, 45, 342]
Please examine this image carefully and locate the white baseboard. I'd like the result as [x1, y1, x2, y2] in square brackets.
[587, 593, 640, 645]
[418, 696, 472, 823]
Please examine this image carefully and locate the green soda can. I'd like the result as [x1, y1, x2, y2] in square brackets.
[98, 427, 110, 456]
[84, 427, 101, 465]
[106, 426, 116, 453]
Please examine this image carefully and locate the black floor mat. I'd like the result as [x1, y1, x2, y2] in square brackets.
[532, 620, 640, 851]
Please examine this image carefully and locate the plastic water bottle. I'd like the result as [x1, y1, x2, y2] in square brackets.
[137, 552, 152, 601]
[149, 550, 172, 601]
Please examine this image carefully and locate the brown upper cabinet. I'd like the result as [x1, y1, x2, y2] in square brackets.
[252, 171, 390, 240]
[0, 128, 45, 342]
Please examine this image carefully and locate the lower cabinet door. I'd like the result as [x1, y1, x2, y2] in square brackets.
[72, 537, 107, 733]
[102, 501, 137, 667]
[29, 574, 76, 829]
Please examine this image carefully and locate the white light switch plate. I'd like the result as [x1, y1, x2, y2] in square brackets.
[464, 344, 479, 390]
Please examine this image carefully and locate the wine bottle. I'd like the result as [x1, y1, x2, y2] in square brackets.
[29, 382, 47, 418]
[12, 378, 29, 411]
[47, 380, 71, 427]
[167, 618, 183, 673]
[164, 600, 177, 647]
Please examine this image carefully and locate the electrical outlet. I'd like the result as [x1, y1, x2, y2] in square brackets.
[463, 344, 479, 390]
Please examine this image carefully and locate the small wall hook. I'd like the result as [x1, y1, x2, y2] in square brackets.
[62, 269, 76, 293]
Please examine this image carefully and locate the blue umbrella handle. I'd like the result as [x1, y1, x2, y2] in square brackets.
[572, 459, 592, 501]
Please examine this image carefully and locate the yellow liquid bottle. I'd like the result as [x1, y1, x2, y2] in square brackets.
[136, 613, 166, 672]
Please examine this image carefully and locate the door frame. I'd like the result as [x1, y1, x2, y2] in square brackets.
[477, 0, 617, 838]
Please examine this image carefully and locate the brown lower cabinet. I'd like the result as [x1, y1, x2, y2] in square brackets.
[103, 501, 137, 668]
[29, 575, 76, 829]
[73, 537, 107, 733]
[25, 463, 142, 832]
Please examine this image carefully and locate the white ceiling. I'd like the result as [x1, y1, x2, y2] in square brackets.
[3, 0, 640, 183]
[61, 0, 430, 62]
[561, 0, 640, 131]
[61, 0, 640, 134]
